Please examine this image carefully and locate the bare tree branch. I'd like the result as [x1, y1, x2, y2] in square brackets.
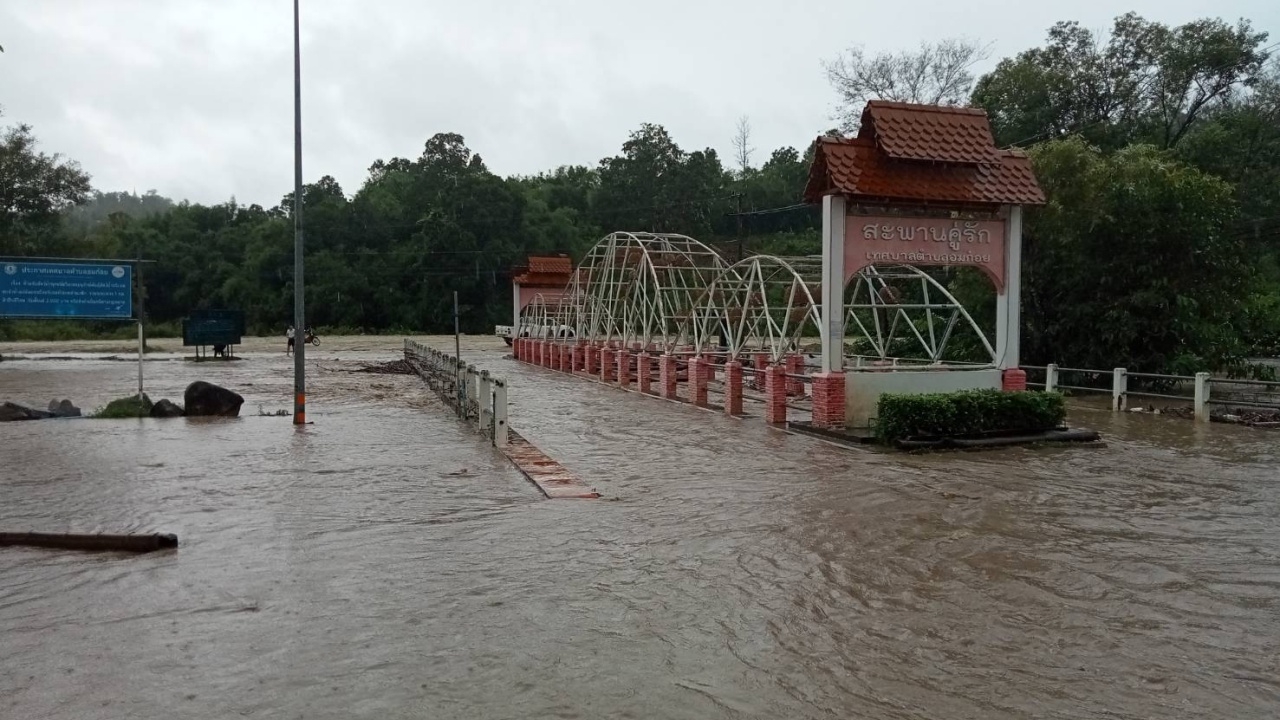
[731, 115, 755, 174]
[823, 38, 992, 131]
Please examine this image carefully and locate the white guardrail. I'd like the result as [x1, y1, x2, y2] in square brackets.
[404, 340, 508, 445]
[1020, 363, 1280, 423]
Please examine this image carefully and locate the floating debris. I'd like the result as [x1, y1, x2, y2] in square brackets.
[350, 359, 416, 375]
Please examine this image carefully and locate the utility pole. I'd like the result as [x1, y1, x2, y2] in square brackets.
[292, 0, 307, 425]
[735, 193, 745, 263]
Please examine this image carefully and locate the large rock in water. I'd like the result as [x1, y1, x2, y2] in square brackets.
[183, 382, 244, 417]
[150, 399, 185, 418]
[47, 399, 82, 418]
[0, 402, 54, 421]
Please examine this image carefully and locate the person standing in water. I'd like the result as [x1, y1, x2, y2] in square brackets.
[286, 325, 295, 354]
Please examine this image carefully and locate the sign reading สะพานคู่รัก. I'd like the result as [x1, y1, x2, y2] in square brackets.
[844, 215, 1008, 290]
[0, 261, 134, 319]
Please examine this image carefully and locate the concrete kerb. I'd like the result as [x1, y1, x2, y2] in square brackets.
[515, 347, 752, 422]
[406, 339, 598, 499]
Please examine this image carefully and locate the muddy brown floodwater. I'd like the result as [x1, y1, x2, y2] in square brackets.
[2, 336, 1279, 719]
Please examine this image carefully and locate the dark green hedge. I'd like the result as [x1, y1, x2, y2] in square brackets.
[874, 389, 1066, 443]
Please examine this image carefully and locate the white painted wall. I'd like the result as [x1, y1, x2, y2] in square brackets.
[845, 369, 1002, 428]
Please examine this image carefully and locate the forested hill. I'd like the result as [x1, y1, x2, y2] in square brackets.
[5, 123, 821, 336]
[3, 12, 1279, 374]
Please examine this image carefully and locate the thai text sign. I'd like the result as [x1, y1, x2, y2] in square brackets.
[0, 261, 133, 319]
[845, 215, 1007, 289]
[183, 309, 245, 346]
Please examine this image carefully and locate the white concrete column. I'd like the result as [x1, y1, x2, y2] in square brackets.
[1194, 372, 1210, 422]
[1112, 367, 1128, 412]
[478, 370, 493, 434]
[493, 379, 509, 445]
[820, 194, 846, 373]
[995, 205, 1023, 370]
[512, 282, 522, 328]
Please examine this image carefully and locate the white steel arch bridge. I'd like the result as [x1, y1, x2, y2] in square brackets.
[517, 232, 996, 368]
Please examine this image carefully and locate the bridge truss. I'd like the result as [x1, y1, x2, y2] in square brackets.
[519, 233, 994, 367]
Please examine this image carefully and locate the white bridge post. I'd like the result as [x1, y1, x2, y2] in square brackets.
[478, 370, 492, 434]
[995, 205, 1023, 370]
[1194, 372, 1210, 423]
[493, 379, 508, 446]
[820, 194, 846, 374]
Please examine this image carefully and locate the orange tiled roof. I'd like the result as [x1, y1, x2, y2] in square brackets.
[527, 256, 573, 275]
[805, 101, 1045, 207]
[858, 101, 1002, 165]
[513, 271, 571, 286]
[512, 255, 574, 286]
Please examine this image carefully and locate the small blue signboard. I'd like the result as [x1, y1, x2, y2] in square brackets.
[0, 261, 133, 319]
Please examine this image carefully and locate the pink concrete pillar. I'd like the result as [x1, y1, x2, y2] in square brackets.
[764, 365, 788, 425]
[586, 345, 599, 375]
[753, 352, 769, 387]
[600, 346, 616, 382]
[534, 340, 542, 366]
[542, 341, 551, 368]
[1002, 368, 1028, 392]
[691, 356, 709, 407]
[660, 354, 678, 399]
[724, 361, 743, 416]
[571, 344, 583, 372]
[811, 371, 846, 429]
[638, 353, 652, 394]
[617, 349, 631, 388]
[559, 343, 570, 372]
[786, 354, 804, 396]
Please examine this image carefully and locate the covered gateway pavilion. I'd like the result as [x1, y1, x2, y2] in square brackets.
[803, 100, 1045, 428]
[511, 101, 1045, 433]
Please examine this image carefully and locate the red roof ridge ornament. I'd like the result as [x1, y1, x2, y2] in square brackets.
[805, 101, 1045, 208]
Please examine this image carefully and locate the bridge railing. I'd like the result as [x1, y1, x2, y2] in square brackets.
[1020, 363, 1280, 423]
[403, 340, 508, 446]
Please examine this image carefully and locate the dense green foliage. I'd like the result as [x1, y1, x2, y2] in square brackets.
[91, 393, 153, 419]
[3, 12, 1279, 374]
[874, 389, 1066, 442]
[965, 13, 1280, 372]
[1022, 140, 1248, 373]
[2, 125, 818, 337]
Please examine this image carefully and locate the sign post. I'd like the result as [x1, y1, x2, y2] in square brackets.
[137, 320, 144, 397]
[291, 0, 308, 426]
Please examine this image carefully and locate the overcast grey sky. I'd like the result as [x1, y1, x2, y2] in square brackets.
[2, 0, 1276, 206]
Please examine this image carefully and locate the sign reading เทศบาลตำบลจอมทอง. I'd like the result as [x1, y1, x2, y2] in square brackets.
[844, 215, 1008, 290]
[0, 261, 133, 319]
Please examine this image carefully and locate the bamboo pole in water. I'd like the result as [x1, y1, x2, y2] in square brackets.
[0, 532, 178, 553]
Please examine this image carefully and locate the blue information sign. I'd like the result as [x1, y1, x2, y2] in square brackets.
[0, 261, 134, 319]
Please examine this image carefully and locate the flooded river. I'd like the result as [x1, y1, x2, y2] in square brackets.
[2, 337, 1278, 718]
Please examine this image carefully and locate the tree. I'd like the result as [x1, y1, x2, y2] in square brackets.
[823, 38, 991, 130]
[972, 13, 1271, 150]
[0, 119, 92, 254]
[1019, 137, 1250, 373]
[731, 115, 755, 174]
